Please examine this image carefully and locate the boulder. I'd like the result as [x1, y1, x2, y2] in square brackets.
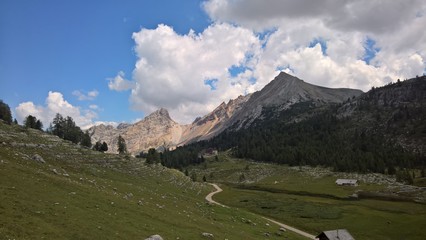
[201, 232, 214, 238]
[145, 234, 163, 240]
[31, 154, 45, 163]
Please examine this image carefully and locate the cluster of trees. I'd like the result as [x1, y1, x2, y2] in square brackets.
[23, 115, 43, 130]
[47, 113, 85, 144]
[93, 141, 108, 152]
[145, 148, 160, 164]
[160, 145, 205, 169]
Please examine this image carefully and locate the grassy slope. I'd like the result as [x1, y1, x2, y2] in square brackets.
[0, 123, 305, 240]
[189, 152, 426, 240]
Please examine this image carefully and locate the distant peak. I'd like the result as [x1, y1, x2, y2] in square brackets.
[276, 71, 300, 81]
[145, 108, 173, 121]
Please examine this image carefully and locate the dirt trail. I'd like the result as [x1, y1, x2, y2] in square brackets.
[205, 183, 316, 239]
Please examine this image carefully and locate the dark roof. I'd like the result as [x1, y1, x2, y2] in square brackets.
[316, 229, 354, 240]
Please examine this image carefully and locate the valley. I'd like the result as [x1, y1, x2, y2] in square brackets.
[189, 152, 426, 240]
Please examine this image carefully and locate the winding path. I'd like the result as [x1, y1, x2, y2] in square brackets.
[205, 183, 316, 239]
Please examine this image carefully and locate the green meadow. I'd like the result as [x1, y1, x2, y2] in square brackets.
[0, 122, 305, 239]
[189, 152, 426, 240]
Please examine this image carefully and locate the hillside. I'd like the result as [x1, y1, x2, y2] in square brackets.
[166, 76, 426, 174]
[0, 122, 305, 239]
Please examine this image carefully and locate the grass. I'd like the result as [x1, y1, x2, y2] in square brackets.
[189, 152, 426, 240]
[0, 122, 307, 239]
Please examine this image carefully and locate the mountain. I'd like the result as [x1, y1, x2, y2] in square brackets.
[168, 75, 425, 173]
[228, 72, 363, 129]
[88, 108, 186, 154]
[178, 94, 251, 145]
[89, 72, 363, 154]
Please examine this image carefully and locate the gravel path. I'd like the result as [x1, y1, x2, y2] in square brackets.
[205, 183, 316, 239]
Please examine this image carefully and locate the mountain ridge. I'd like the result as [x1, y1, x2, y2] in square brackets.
[89, 72, 364, 154]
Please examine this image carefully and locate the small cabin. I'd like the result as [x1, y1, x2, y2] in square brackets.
[335, 179, 358, 186]
[316, 229, 355, 240]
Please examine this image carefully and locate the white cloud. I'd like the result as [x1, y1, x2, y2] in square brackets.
[111, 23, 260, 123]
[89, 104, 99, 110]
[72, 89, 99, 101]
[109, 1, 426, 124]
[203, 0, 426, 33]
[15, 91, 98, 129]
[108, 71, 134, 91]
[203, 0, 426, 91]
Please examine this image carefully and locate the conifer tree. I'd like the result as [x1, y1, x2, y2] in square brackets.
[117, 135, 127, 154]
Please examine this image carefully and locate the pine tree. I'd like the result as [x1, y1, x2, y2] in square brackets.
[101, 142, 108, 152]
[93, 141, 102, 151]
[35, 120, 43, 130]
[117, 135, 127, 154]
[80, 131, 92, 148]
[146, 148, 160, 164]
[0, 100, 12, 124]
[24, 115, 37, 129]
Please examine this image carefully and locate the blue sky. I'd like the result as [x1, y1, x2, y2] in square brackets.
[1, 0, 425, 127]
[0, 0, 209, 125]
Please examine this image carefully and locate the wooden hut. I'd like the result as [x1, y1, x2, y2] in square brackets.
[316, 229, 354, 240]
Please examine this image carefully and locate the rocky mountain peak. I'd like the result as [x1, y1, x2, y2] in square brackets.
[144, 108, 173, 122]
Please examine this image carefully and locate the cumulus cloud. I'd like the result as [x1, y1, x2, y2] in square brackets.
[203, 0, 426, 33]
[122, 23, 260, 123]
[15, 91, 98, 129]
[110, 0, 426, 124]
[72, 89, 99, 101]
[203, 0, 426, 91]
[108, 71, 134, 91]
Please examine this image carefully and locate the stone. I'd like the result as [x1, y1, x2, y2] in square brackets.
[31, 154, 45, 163]
[201, 232, 214, 238]
[279, 227, 286, 232]
[145, 234, 163, 240]
[52, 169, 60, 175]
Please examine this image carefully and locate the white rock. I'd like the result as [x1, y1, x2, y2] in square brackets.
[145, 234, 163, 240]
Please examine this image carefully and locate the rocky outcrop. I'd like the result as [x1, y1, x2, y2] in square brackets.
[88, 108, 186, 155]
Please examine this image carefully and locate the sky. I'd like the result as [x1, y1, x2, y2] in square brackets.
[1, 0, 425, 128]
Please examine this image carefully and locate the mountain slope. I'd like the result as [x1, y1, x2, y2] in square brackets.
[179, 94, 251, 145]
[165, 76, 425, 174]
[0, 122, 304, 239]
[229, 72, 363, 129]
